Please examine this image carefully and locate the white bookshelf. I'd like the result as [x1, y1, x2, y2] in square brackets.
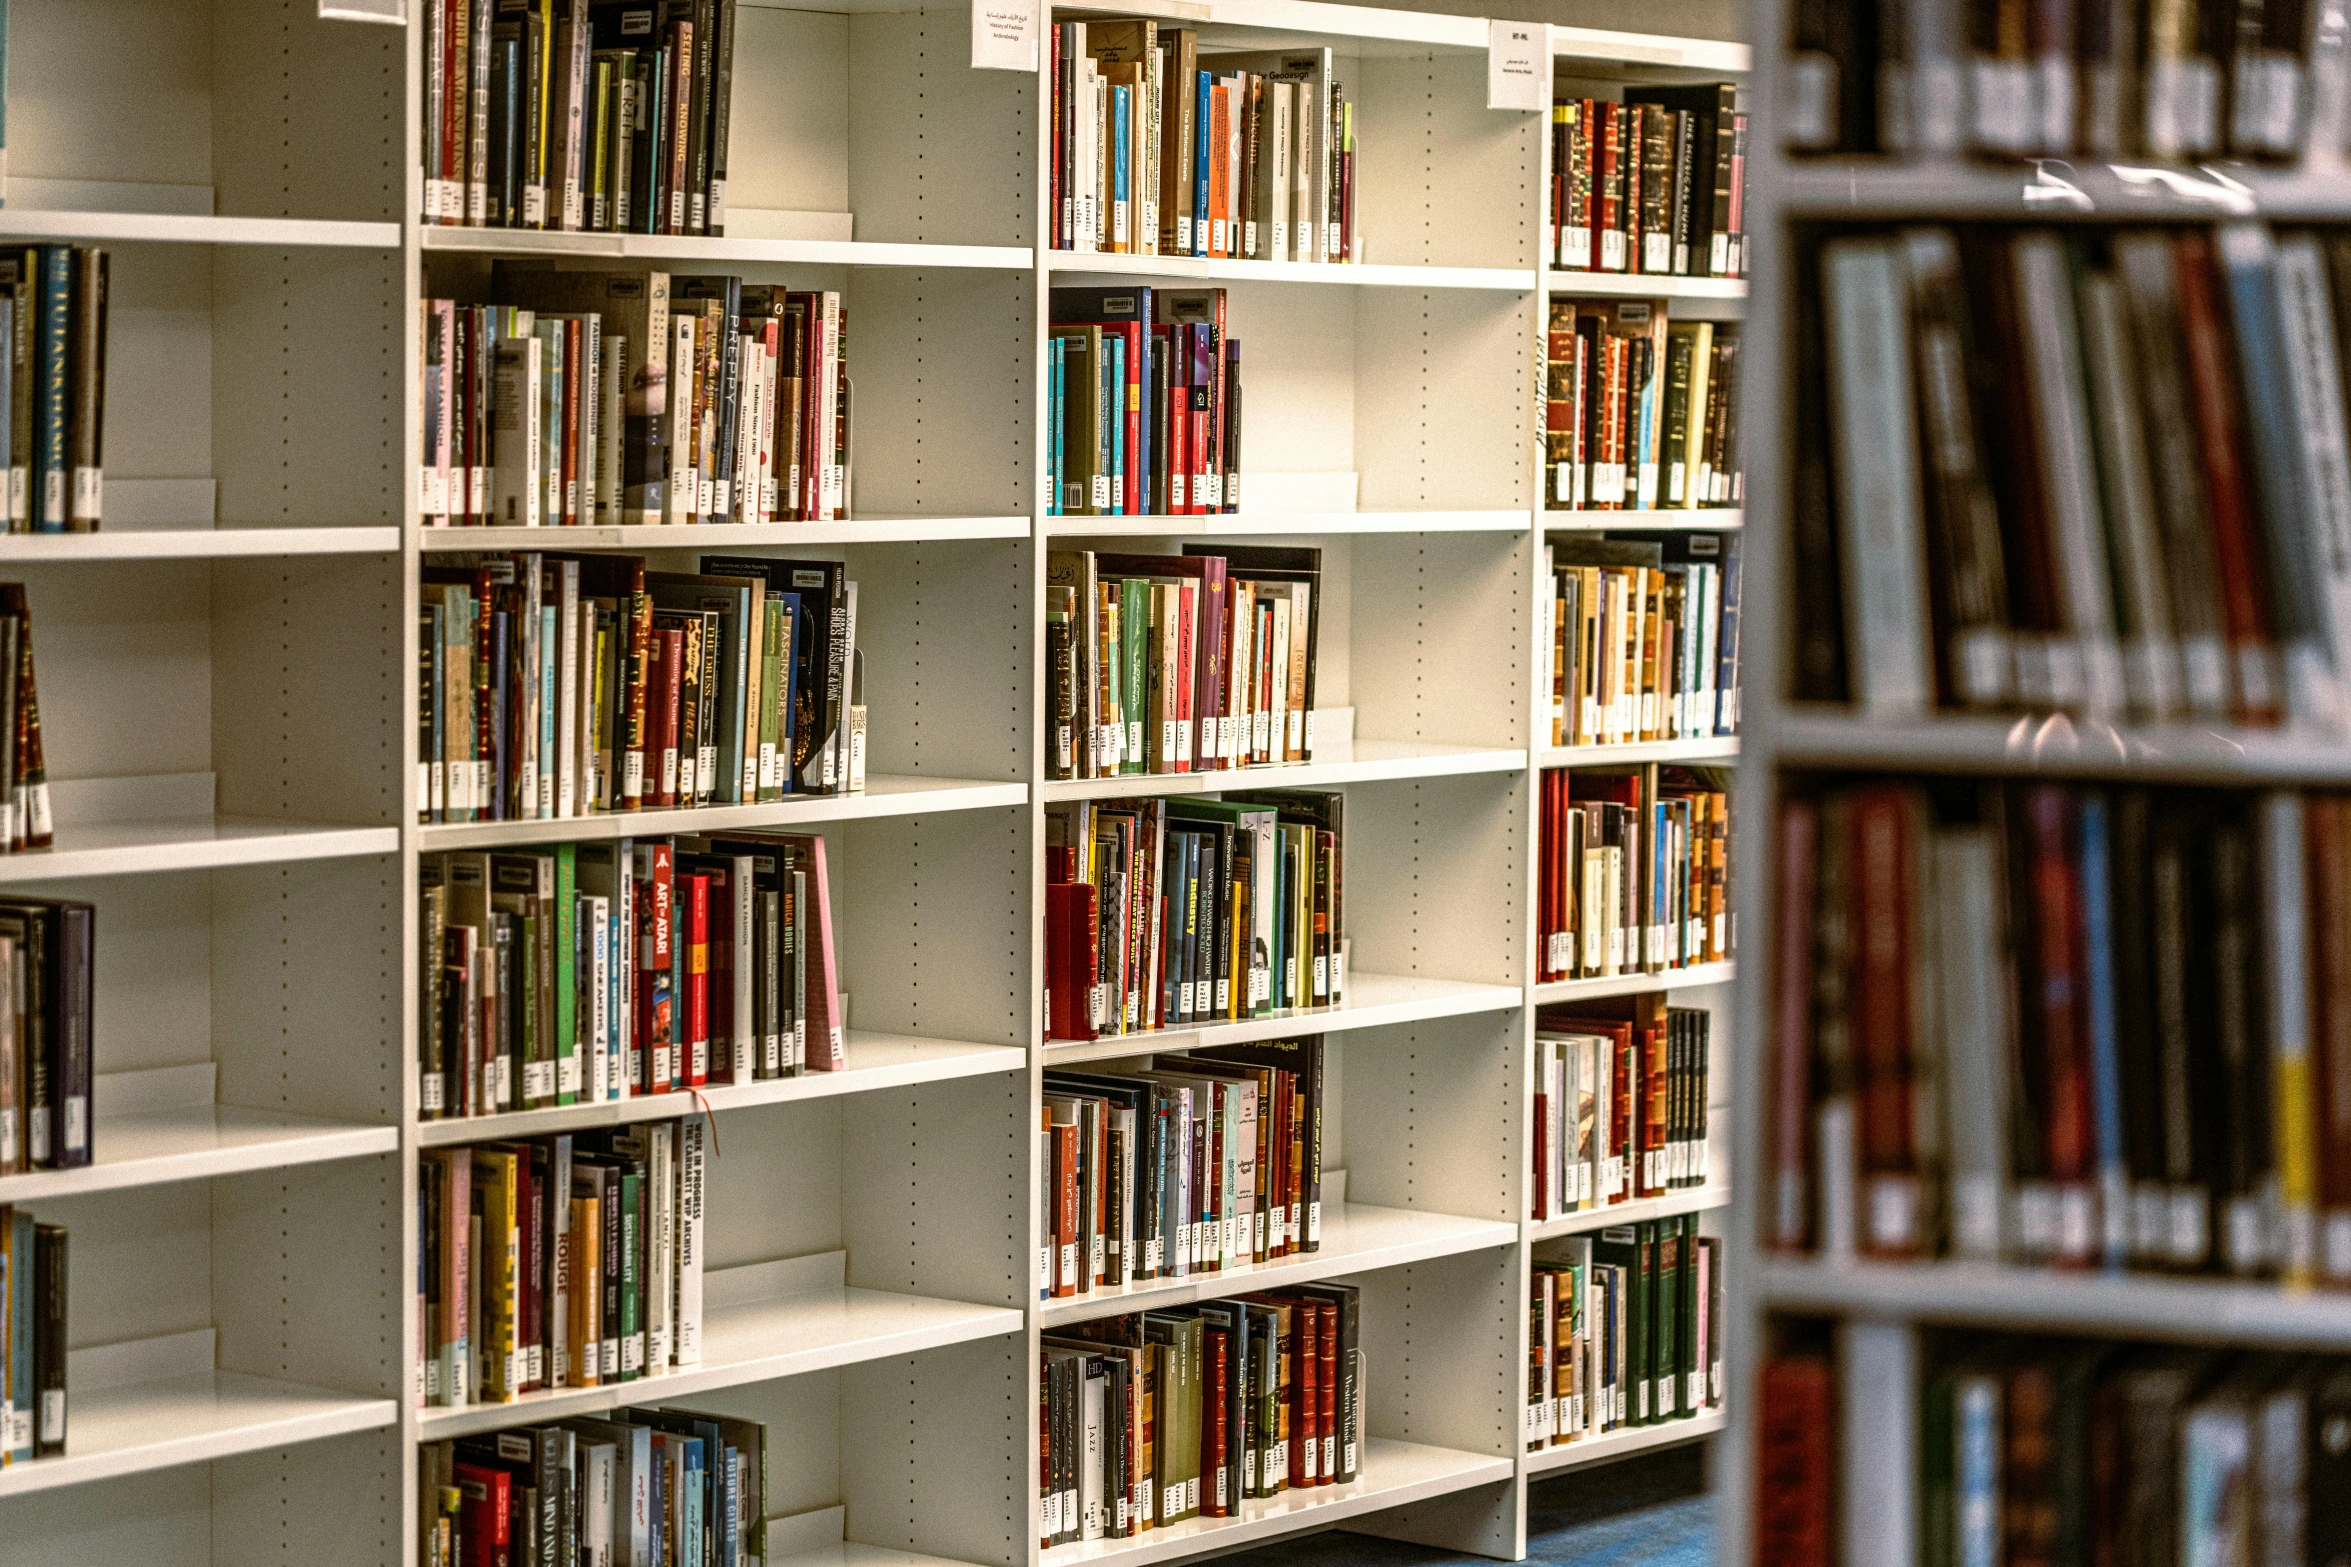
[1714, 8, 2351, 1567]
[0, 1, 1741, 1561]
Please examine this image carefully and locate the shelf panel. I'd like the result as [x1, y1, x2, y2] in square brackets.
[1550, 25, 1750, 73]
[418, 1030, 1025, 1145]
[1533, 961, 1734, 1007]
[1040, 1438, 1515, 1567]
[1041, 742, 1526, 802]
[1044, 970, 1522, 1064]
[1757, 1257, 2351, 1350]
[1042, 0, 1491, 49]
[1543, 272, 1747, 300]
[1529, 1183, 1728, 1243]
[0, 1105, 394, 1203]
[0, 210, 400, 248]
[418, 228, 1033, 271]
[1537, 738, 1739, 767]
[1037, 1202, 1518, 1328]
[1766, 710, 2351, 784]
[1045, 251, 1531, 291]
[770, 1547, 992, 1567]
[0, 818, 397, 882]
[419, 516, 1029, 550]
[1772, 158, 2351, 221]
[0, 527, 400, 561]
[417, 1285, 1023, 1440]
[0, 1368, 394, 1497]
[1543, 509, 1742, 531]
[1044, 509, 1529, 537]
[418, 776, 1027, 850]
[1523, 1409, 1723, 1478]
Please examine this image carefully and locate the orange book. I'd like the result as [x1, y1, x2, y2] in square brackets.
[1208, 84, 1233, 258]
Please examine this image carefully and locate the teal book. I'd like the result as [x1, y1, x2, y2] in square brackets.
[33, 246, 69, 533]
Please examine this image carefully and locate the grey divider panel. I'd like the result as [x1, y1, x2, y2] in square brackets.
[841, 1336, 1029, 1567]
[42, 1184, 213, 1346]
[212, 1431, 405, 1565]
[1344, 774, 1527, 989]
[850, 271, 1035, 517]
[69, 872, 214, 1075]
[0, 1467, 213, 1567]
[212, 0, 404, 223]
[705, 1099, 851, 1269]
[1208, 283, 1362, 481]
[842, 811, 1030, 1047]
[842, 1075, 1028, 1304]
[211, 248, 406, 530]
[96, 244, 218, 490]
[1353, 52, 1540, 272]
[1351, 1248, 1523, 1558]
[1349, 531, 1528, 750]
[730, 7, 854, 217]
[211, 857, 402, 1125]
[211, 1156, 402, 1397]
[210, 556, 402, 825]
[848, 9, 1033, 249]
[1342, 1014, 1522, 1222]
[852, 540, 1032, 782]
[1355, 292, 1534, 512]
[11, 564, 214, 782]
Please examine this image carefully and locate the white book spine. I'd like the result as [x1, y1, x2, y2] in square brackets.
[675, 1115, 706, 1365]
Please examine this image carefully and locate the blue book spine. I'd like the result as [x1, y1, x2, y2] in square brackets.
[648, 1443, 667, 1567]
[540, 604, 559, 814]
[724, 1447, 742, 1567]
[1105, 335, 1125, 515]
[33, 246, 68, 533]
[2078, 793, 2131, 1270]
[1714, 535, 1742, 735]
[1193, 72, 1211, 257]
[682, 1438, 705, 1567]
[1112, 85, 1131, 247]
[1956, 1377, 1999, 1567]
[2220, 228, 2330, 656]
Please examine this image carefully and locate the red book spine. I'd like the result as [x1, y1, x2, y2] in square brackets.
[1293, 1298, 1318, 1485]
[1851, 787, 1920, 1257]
[683, 871, 710, 1087]
[1643, 1020, 1669, 1198]
[1123, 321, 1143, 516]
[1174, 584, 1196, 774]
[2027, 784, 2096, 1262]
[1770, 801, 1819, 1251]
[1316, 1300, 1337, 1482]
[1054, 1121, 1080, 1297]
[1615, 1033, 1636, 1203]
[1532, 1088, 1550, 1218]
[648, 843, 675, 1090]
[1204, 1329, 1232, 1516]
[2172, 230, 2279, 722]
[1755, 1357, 1834, 1567]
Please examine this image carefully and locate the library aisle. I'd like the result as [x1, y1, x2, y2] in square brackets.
[0, 0, 1746, 1564]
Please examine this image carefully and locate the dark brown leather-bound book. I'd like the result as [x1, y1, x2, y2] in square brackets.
[65, 249, 103, 533]
[31, 1222, 62, 1456]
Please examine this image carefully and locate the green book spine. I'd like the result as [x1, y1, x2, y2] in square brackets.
[1678, 1213, 1702, 1417]
[616, 1168, 643, 1380]
[1920, 1370, 1956, 1567]
[1121, 577, 1147, 774]
[556, 843, 579, 1104]
[1652, 1218, 1680, 1420]
[1633, 1221, 1655, 1424]
[32, 246, 68, 533]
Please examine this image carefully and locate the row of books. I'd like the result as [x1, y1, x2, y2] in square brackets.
[1550, 86, 1749, 278]
[1046, 545, 1321, 783]
[420, 269, 848, 529]
[1043, 793, 1341, 1044]
[0, 896, 91, 1173]
[1545, 535, 1743, 748]
[1052, 24, 1356, 264]
[1765, 779, 2351, 1283]
[1806, 223, 2351, 729]
[1544, 305, 1742, 513]
[1758, 1324, 2351, 1566]
[0, 248, 105, 533]
[1531, 1005, 1714, 1223]
[1048, 286, 1241, 517]
[421, 0, 738, 235]
[418, 835, 843, 1124]
[1041, 1289, 1360, 1545]
[1039, 1037, 1323, 1301]
[1782, 0, 2318, 162]
[1536, 769, 1732, 985]
[418, 1119, 707, 1408]
[0, 1212, 63, 1464]
[421, 1403, 764, 1567]
[1526, 1214, 1719, 1450]
[417, 552, 861, 827]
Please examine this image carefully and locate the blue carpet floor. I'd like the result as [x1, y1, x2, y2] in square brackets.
[1208, 1446, 1713, 1567]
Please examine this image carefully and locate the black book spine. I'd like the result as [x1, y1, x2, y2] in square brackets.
[687, 0, 716, 233]
[32, 1223, 62, 1456]
[53, 904, 89, 1169]
[707, 0, 735, 235]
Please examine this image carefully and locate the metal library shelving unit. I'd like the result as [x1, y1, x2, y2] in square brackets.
[0, 0, 1741, 1561]
[1717, 8, 2351, 1567]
